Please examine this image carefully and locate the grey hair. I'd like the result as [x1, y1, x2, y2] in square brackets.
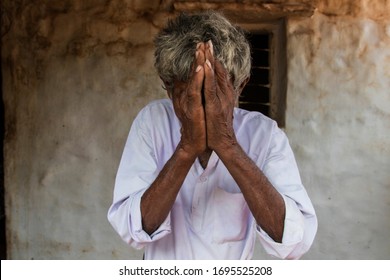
[154, 11, 251, 94]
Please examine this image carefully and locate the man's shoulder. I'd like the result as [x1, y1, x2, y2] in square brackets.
[143, 98, 173, 110]
[138, 99, 174, 118]
[234, 107, 277, 131]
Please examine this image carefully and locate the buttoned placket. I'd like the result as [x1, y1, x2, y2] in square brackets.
[190, 152, 219, 232]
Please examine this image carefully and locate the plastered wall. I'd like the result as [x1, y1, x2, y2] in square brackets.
[285, 2, 390, 259]
[1, 0, 389, 259]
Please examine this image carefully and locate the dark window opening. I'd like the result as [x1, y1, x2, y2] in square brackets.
[239, 33, 271, 117]
[239, 19, 287, 128]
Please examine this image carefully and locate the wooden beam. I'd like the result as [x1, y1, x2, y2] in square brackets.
[173, 1, 316, 22]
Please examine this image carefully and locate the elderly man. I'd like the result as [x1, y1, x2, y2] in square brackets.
[108, 11, 317, 259]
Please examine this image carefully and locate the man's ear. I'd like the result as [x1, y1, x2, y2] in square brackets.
[161, 77, 172, 98]
[233, 77, 250, 106]
[237, 77, 250, 95]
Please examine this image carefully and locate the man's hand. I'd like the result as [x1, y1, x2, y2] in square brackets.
[203, 41, 238, 153]
[172, 41, 237, 157]
[201, 41, 285, 242]
[172, 43, 207, 159]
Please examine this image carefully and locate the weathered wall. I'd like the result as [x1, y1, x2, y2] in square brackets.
[2, 0, 169, 259]
[285, 1, 390, 259]
[1, 0, 389, 259]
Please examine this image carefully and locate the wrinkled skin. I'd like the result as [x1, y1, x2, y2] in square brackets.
[172, 41, 238, 166]
[171, 43, 208, 160]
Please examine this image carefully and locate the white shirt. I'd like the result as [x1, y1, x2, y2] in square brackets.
[108, 99, 317, 259]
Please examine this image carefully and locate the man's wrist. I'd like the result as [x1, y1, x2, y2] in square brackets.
[175, 143, 199, 164]
[213, 138, 240, 158]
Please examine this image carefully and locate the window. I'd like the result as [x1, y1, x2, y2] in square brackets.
[239, 20, 287, 128]
[239, 33, 270, 116]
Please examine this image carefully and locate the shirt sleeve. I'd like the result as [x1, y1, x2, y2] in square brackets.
[107, 106, 172, 249]
[256, 123, 318, 259]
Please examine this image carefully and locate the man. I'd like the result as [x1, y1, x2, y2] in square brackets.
[108, 11, 317, 259]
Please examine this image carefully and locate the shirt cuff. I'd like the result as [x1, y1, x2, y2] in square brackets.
[256, 194, 305, 259]
[129, 189, 172, 243]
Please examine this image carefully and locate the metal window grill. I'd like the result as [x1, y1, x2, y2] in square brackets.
[239, 33, 270, 117]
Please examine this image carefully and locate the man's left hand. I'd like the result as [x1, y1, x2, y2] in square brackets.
[202, 40, 238, 153]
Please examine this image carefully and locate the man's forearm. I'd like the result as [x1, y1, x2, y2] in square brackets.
[215, 142, 286, 243]
[141, 146, 196, 235]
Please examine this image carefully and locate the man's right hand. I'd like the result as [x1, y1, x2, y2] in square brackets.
[141, 44, 208, 234]
[172, 43, 207, 159]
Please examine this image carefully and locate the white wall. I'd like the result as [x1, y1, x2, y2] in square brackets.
[285, 9, 390, 259]
[2, 0, 389, 259]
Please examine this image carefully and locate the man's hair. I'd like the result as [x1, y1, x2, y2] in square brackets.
[154, 11, 251, 94]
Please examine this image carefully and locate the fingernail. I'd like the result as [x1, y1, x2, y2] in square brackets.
[196, 65, 202, 72]
[196, 51, 199, 58]
[208, 40, 214, 56]
[196, 42, 202, 49]
[205, 59, 212, 69]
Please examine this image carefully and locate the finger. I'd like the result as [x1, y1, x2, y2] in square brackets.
[189, 60, 204, 98]
[214, 59, 232, 91]
[189, 42, 204, 72]
[206, 40, 214, 62]
[196, 42, 206, 67]
[173, 43, 206, 105]
[204, 41, 216, 101]
[187, 43, 205, 100]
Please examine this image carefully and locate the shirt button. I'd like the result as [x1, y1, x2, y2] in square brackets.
[199, 176, 207, 182]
